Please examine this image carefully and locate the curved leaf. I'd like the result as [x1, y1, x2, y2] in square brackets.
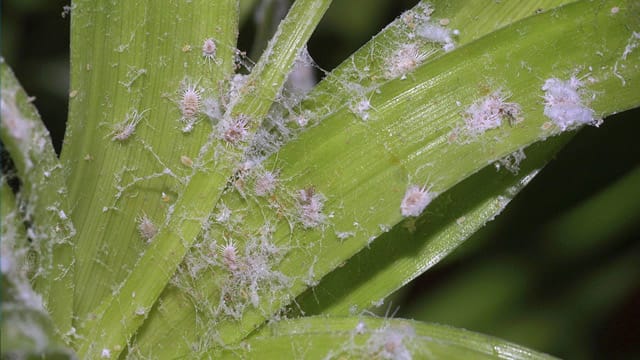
[70, 0, 333, 357]
[0, 181, 76, 359]
[64, 0, 240, 356]
[293, 135, 571, 316]
[1, 60, 75, 336]
[133, 0, 640, 356]
[221, 317, 557, 359]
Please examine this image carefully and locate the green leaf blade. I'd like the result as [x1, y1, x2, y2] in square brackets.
[71, 0, 334, 357]
[294, 135, 572, 316]
[130, 1, 640, 356]
[221, 317, 557, 359]
[65, 0, 241, 357]
[1, 60, 75, 337]
[264, 0, 640, 325]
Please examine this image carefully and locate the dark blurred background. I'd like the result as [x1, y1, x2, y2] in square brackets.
[2, 0, 639, 358]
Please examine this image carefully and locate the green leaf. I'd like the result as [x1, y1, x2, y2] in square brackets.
[70, 0, 333, 357]
[540, 166, 640, 260]
[219, 316, 557, 359]
[402, 235, 640, 356]
[393, 165, 640, 354]
[258, 0, 638, 332]
[293, 135, 571, 316]
[0, 59, 75, 336]
[131, 0, 640, 355]
[64, 0, 240, 356]
[1, 180, 76, 359]
[283, 0, 576, 318]
[301, 0, 577, 122]
[64, 0, 240, 324]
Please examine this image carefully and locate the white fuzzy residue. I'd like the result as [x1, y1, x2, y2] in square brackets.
[495, 148, 527, 174]
[297, 187, 326, 228]
[416, 23, 456, 52]
[282, 46, 316, 107]
[254, 171, 277, 196]
[464, 91, 521, 136]
[541, 76, 597, 130]
[385, 43, 431, 80]
[366, 324, 416, 360]
[622, 31, 640, 60]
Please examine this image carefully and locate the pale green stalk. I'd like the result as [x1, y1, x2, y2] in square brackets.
[67, 0, 241, 354]
[72, 0, 332, 357]
[64, 1, 240, 327]
[222, 317, 557, 359]
[0, 60, 75, 337]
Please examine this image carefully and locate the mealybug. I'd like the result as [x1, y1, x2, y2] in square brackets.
[202, 38, 217, 61]
[400, 185, 434, 217]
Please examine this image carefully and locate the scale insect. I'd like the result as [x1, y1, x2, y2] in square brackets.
[202, 38, 217, 61]
[136, 213, 157, 243]
[180, 84, 202, 120]
[400, 184, 435, 217]
[109, 109, 149, 141]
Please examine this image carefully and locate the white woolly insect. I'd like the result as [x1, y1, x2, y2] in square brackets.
[221, 240, 239, 272]
[110, 110, 147, 141]
[354, 321, 367, 335]
[215, 203, 232, 223]
[400, 185, 434, 217]
[366, 324, 415, 360]
[464, 91, 521, 136]
[202, 38, 217, 61]
[136, 213, 157, 243]
[288, 109, 316, 128]
[219, 114, 250, 144]
[254, 171, 277, 196]
[385, 43, 430, 80]
[541, 76, 597, 130]
[180, 84, 201, 119]
[417, 23, 456, 52]
[351, 97, 374, 121]
[297, 187, 326, 228]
